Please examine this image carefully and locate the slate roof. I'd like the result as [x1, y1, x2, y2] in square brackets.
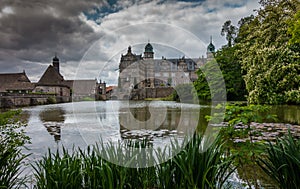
[0, 72, 34, 92]
[37, 65, 67, 87]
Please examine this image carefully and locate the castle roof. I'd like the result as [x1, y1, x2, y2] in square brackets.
[37, 65, 67, 87]
[207, 36, 215, 53]
[0, 72, 34, 92]
[145, 43, 153, 53]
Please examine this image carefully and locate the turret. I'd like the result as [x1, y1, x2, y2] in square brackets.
[206, 36, 215, 59]
[144, 42, 154, 59]
[52, 55, 60, 73]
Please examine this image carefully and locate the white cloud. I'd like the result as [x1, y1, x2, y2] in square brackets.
[0, 0, 260, 84]
[77, 0, 259, 85]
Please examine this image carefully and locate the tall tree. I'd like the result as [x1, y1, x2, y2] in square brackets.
[235, 0, 300, 104]
[221, 20, 238, 47]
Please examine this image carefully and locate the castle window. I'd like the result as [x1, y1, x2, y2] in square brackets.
[188, 62, 194, 70]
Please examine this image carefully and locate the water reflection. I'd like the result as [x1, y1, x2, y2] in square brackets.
[269, 105, 300, 124]
[118, 101, 200, 140]
[96, 102, 106, 121]
[39, 107, 66, 142]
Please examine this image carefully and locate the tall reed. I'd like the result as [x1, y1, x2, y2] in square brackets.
[0, 110, 30, 188]
[32, 134, 235, 189]
[258, 132, 300, 189]
[33, 148, 83, 189]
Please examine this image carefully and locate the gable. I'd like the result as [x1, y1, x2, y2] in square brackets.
[37, 65, 65, 86]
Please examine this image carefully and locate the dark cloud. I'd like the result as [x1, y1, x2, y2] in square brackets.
[0, 0, 105, 64]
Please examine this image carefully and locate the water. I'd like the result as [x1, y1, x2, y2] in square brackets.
[22, 101, 206, 160]
[20, 101, 300, 187]
[21, 101, 300, 158]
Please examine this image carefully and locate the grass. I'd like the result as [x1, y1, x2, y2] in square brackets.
[258, 132, 300, 189]
[32, 134, 236, 189]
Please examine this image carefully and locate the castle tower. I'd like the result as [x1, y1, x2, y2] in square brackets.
[52, 54, 60, 73]
[206, 36, 215, 59]
[144, 42, 154, 59]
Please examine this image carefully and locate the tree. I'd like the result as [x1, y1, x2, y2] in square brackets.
[215, 46, 247, 101]
[221, 20, 238, 47]
[235, 0, 300, 104]
[194, 59, 226, 102]
[288, 10, 300, 45]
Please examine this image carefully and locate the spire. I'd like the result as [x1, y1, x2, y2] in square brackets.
[127, 46, 132, 54]
[207, 36, 215, 53]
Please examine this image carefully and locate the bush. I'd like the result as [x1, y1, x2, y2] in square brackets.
[47, 97, 56, 104]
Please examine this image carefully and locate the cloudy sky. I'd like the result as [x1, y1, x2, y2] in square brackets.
[0, 0, 259, 85]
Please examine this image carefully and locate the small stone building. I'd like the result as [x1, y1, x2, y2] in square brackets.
[34, 56, 71, 97]
[0, 71, 34, 95]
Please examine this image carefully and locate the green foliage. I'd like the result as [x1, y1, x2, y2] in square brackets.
[223, 104, 276, 126]
[258, 133, 300, 189]
[215, 46, 247, 101]
[46, 97, 56, 104]
[0, 110, 30, 188]
[194, 46, 246, 101]
[167, 134, 235, 188]
[208, 104, 277, 166]
[221, 20, 238, 47]
[194, 59, 226, 101]
[235, 0, 300, 104]
[194, 68, 211, 101]
[32, 134, 235, 188]
[33, 148, 83, 189]
[288, 9, 300, 45]
[81, 96, 95, 101]
[172, 83, 197, 103]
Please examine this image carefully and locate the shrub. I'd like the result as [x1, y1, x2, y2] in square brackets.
[47, 96, 56, 104]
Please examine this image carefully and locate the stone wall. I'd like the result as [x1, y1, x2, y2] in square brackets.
[0, 94, 71, 108]
[34, 86, 70, 97]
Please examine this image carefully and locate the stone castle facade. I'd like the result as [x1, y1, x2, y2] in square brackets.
[114, 39, 215, 100]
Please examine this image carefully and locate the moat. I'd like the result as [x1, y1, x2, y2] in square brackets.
[21, 101, 300, 187]
[22, 101, 300, 155]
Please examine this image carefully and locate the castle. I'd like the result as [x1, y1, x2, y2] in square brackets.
[114, 39, 215, 100]
[0, 39, 216, 106]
